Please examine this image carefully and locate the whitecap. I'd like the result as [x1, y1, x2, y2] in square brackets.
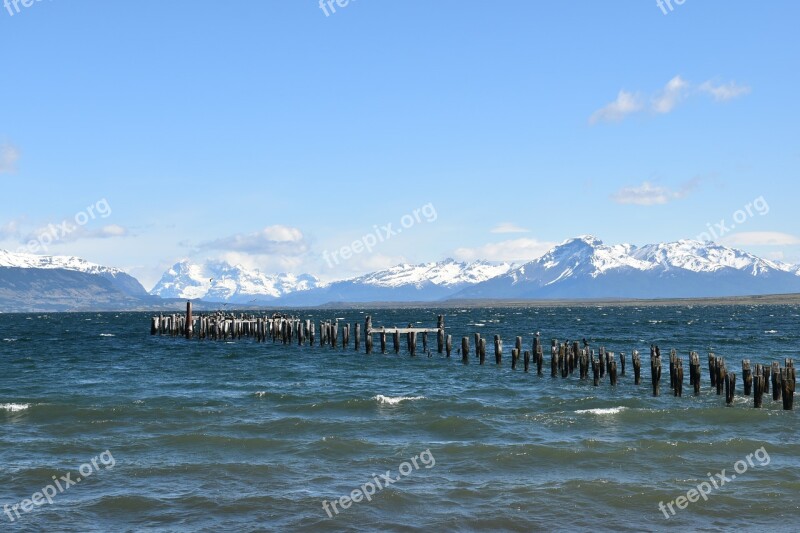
[1, 403, 30, 412]
[254, 391, 268, 398]
[3, 338, 17, 342]
[765, 330, 778, 334]
[575, 407, 626, 415]
[374, 395, 425, 405]
[99, 333, 115, 337]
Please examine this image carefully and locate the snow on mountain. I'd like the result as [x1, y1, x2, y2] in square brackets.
[454, 236, 800, 299]
[275, 259, 514, 305]
[0, 249, 151, 310]
[356, 258, 512, 288]
[150, 260, 321, 303]
[0, 249, 126, 275]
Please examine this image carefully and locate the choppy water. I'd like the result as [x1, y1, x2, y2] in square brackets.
[2, 305, 800, 532]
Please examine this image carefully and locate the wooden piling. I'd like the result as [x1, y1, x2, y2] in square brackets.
[651, 351, 661, 397]
[742, 360, 753, 396]
[494, 335, 502, 365]
[461, 337, 469, 364]
[725, 372, 736, 405]
[437, 315, 444, 354]
[754, 363, 765, 408]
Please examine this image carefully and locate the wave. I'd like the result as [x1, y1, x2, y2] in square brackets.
[1, 403, 31, 412]
[575, 407, 626, 415]
[374, 395, 425, 405]
[100, 333, 116, 337]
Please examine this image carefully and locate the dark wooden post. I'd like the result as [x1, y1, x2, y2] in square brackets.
[754, 364, 765, 408]
[380, 331, 387, 354]
[725, 372, 736, 405]
[365, 316, 373, 355]
[479, 338, 486, 365]
[524, 350, 530, 373]
[742, 360, 753, 396]
[494, 335, 502, 365]
[651, 352, 662, 396]
[461, 337, 469, 364]
[437, 315, 445, 354]
[185, 301, 193, 339]
[446, 334, 452, 357]
[353, 323, 359, 351]
[393, 329, 400, 354]
[511, 348, 518, 370]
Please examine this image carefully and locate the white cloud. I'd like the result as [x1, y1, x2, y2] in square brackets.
[99, 224, 128, 237]
[611, 177, 701, 206]
[721, 232, 800, 246]
[0, 143, 20, 174]
[591, 76, 750, 123]
[490, 223, 530, 234]
[699, 81, 751, 101]
[199, 224, 308, 255]
[589, 90, 643, 124]
[652, 75, 690, 114]
[454, 238, 556, 262]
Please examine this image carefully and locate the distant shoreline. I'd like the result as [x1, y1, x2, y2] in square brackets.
[5, 293, 799, 313]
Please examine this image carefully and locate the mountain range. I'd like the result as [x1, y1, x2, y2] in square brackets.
[1, 236, 799, 311]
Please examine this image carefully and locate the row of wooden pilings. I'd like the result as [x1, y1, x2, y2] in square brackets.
[150, 303, 796, 410]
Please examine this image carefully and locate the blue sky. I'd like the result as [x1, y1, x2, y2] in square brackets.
[1, 1, 798, 288]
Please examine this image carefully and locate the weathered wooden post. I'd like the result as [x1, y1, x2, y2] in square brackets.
[380, 331, 387, 354]
[365, 316, 373, 355]
[474, 333, 481, 360]
[524, 350, 530, 373]
[422, 331, 428, 354]
[409, 330, 417, 357]
[782, 360, 795, 410]
[651, 352, 662, 396]
[754, 364, 765, 408]
[479, 338, 486, 365]
[708, 353, 717, 388]
[446, 334, 452, 357]
[437, 315, 445, 354]
[725, 372, 736, 405]
[151, 316, 158, 335]
[393, 329, 400, 354]
[353, 323, 359, 351]
[771, 362, 782, 401]
[619, 352, 626, 376]
[536, 346, 543, 376]
[511, 348, 518, 370]
[632, 350, 641, 385]
[494, 335, 502, 365]
[675, 358, 684, 397]
[691, 352, 701, 395]
[461, 337, 469, 364]
[551, 341, 558, 378]
[669, 349, 677, 391]
[716, 357, 726, 396]
[742, 360, 753, 396]
[185, 301, 193, 339]
[592, 355, 600, 386]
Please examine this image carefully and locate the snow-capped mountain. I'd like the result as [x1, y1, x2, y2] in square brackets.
[0, 249, 151, 311]
[278, 259, 514, 305]
[150, 260, 321, 304]
[453, 236, 800, 300]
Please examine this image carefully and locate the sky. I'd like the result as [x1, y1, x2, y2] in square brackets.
[1, 1, 798, 289]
